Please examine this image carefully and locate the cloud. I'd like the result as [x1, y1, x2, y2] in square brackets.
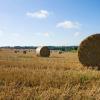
[43, 32, 49, 37]
[56, 20, 80, 29]
[26, 10, 49, 19]
[74, 32, 82, 37]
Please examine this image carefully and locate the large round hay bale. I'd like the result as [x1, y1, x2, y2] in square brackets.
[36, 46, 50, 57]
[78, 33, 100, 68]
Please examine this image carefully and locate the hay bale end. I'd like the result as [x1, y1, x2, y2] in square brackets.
[78, 33, 100, 68]
[36, 46, 50, 57]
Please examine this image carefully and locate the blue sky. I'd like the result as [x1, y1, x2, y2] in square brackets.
[0, 0, 100, 46]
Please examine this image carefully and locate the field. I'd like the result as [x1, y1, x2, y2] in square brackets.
[0, 49, 100, 100]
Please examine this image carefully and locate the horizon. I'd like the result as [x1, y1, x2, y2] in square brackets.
[0, 0, 100, 46]
[0, 45, 79, 47]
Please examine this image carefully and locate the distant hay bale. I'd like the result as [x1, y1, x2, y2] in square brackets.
[14, 50, 19, 53]
[78, 33, 100, 68]
[36, 46, 50, 57]
[58, 51, 62, 54]
[23, 50, 27, 54]
[14, 51, 17, 53]
[29, 50, 30, 52]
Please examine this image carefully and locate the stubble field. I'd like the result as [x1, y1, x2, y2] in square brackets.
[0, 49, 100, 100]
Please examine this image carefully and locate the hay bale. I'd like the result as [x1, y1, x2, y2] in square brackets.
[14, 50, 19, 53]
[78, 33, 100, 68]
[14, 50, 17, 53]
[23, 50, 27, 54]
[58, 51, 62, 54]
[36, 46, 50, 57]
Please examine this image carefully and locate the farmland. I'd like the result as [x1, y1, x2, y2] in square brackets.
[0, 49, 100, 100]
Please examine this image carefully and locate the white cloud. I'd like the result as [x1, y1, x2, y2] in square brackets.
[43, 32, 49, 37]
[56, 20, 80, 29]
[26, 10, 49, 19]
[36, 32, 50, 37]
[74, 32, 82, 37]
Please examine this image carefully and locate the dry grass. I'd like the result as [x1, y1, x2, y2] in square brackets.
[0, 49, 100, 100]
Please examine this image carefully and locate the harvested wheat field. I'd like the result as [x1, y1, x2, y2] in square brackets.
[0, 49, 100, 100]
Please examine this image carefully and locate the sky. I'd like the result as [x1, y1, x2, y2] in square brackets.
[0, 0, 100, 46]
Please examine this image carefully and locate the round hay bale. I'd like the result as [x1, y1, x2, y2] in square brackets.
[14, 50, 19, 53]
[23, 50, 27, 54]
[58, 51, 62, 54]
[14, 50, 17, 53]
[78, 33, 100, 68]
[36, 46, 50, 57]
